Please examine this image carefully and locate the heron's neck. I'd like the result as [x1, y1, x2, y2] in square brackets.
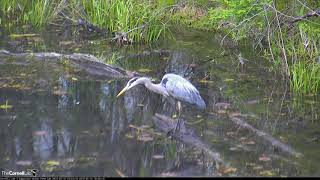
[144, 81, 169, 97]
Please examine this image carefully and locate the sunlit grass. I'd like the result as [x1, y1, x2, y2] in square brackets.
[0, 0, 62, 27]
[0, 0, 171, 43]
[291, 62, 320, 94]
[77, 0, 171, 43]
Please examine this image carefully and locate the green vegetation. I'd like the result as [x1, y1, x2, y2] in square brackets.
[0, 0, 171, 43]
[79, 0, 170, 43]
[291, 62, 320, 94]
[173, 0, 320, 94]
[0, 0, 61, 27]
[0, 0, 320, 93]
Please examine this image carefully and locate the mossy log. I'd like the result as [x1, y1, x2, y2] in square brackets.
[0, 49, 139, 79]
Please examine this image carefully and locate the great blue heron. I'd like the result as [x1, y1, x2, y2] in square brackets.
[116, 73, 206, 132]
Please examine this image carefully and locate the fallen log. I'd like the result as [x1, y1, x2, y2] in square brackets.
[152, 113, 224, 166]
[229, 115, 302, 158]
[0, 50, 140, 79]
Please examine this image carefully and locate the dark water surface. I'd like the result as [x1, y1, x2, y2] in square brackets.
[1, 27, 320, 177]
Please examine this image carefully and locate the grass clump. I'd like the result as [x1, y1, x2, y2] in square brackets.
[78, 0, 171, 43]
[0, 0, 62, 27]
[291, 62, 320, 94]
[1, 0, 171, 43]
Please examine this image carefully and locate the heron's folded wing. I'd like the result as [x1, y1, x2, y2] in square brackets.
[162, 74, 206, 110]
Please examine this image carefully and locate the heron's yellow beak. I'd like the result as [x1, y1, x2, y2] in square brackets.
[116, 86, 128, 97]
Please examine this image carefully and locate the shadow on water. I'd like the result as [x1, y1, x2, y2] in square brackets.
[1, 27, 320, 177]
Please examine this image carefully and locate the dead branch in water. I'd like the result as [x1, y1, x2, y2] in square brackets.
[229, 115, 302, 157]
[0, 50, 140, 79]
[153, 113, 224, 167]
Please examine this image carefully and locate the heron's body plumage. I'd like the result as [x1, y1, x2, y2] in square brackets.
[160, 73, 206, 110]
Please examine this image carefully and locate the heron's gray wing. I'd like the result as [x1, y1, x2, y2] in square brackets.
[161, 74, 206, 110]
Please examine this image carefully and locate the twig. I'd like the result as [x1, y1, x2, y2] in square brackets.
[229, 115, 302, 157]
[288, 9, 320, 25]
[220, 11, 264, 46]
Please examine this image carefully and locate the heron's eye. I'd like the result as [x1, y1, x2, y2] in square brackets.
[128, 77, 138, 85]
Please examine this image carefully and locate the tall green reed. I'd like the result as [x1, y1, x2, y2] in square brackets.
[291, 62, 320, 94]
[78, 0, 170, 43]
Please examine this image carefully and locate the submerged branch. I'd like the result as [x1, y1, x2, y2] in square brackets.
[0, 50, 139, 79]
[229, 115, 302, 158]
[152, 113, 224, 166]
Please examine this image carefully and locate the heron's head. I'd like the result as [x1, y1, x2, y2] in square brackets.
[116, 77, 150, 97]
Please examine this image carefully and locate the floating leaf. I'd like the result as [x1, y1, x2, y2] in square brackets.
[33, 131, 48, 136]
[19, 100, 31, 105]
[16, 160, 32, 166]
[10, 33, 37, 38]
[218, 166, 237, 174]
[229, 112, 241, 117]
[224, 78, 234, 82]
[240, 137, 247, 141]
[137, 134, 153, 142]
[252, 165, 263, 170]
[52, 90, 68, 96]
[214, 102, 231, 109]
[198, 80, 214, 84]
[279, 136, 288, 142]
[186, 63, 198, 68]
[216, 110, 227, 114]
[259, 170, 275, 176]
[241, 140, 255, 145]
[115, 169, 126, 177]
[47, 160, 60, 166]
[59, 41, 73, 46]
[229, 147, 239, 151]
[125, 134, 134, 139]
[129, 124, 141, 130]
[246, 162, 256, 167]
[226, 132, 236, 136]
[137, 68, 152, 73]
[152, 155, 164, 159]
[259, 155, 271, 162]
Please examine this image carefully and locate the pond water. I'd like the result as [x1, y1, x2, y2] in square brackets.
[1, 27, 320, 177]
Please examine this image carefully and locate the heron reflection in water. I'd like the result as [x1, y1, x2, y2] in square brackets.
[116, 73, 206, 132]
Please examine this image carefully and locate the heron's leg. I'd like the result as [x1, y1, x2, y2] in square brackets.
[173, 101, 183, 133]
